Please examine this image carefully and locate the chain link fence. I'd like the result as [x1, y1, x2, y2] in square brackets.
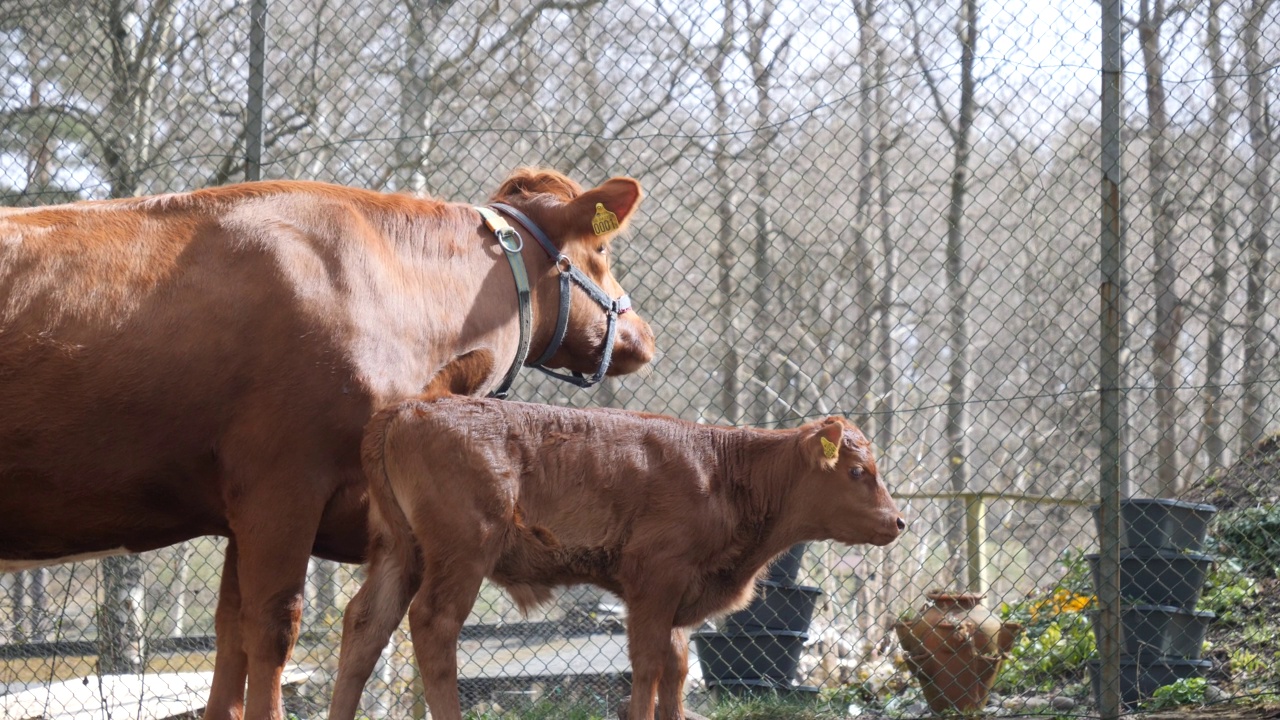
[2, 0, 1278, 717]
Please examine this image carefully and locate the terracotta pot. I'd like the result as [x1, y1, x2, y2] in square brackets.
[894, 591, 1023, 714]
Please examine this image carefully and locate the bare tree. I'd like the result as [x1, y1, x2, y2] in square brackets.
[706, 0, 743, 425]
[1138, 0, 1185, 495]
[850, 0, 879, 433]
[742, 0, 794, 426]
[1238, 0, 1276, 449]
[1201, 0, 1233, 471]
[908, 0, 979, 579]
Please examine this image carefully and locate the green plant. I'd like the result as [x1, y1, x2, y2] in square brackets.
[997, 550, 1096, 693]
[1212, 505, 1280, 577]
[1144, 677, 1208, 709]
[1229, 648, 1267, 676]
[1197, 558, 1259, 623]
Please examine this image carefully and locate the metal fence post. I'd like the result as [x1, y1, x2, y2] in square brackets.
[963, 493, 988, 596]
[1099, 0, 1129, 714]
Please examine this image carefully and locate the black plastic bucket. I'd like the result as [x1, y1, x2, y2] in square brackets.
[722, 581, 822, 634]
[766, 544, 807, 584]
[1088, 604, 1214, 660]
[1092, 498, 1218, 553]
[1087, 549, 1215, 610]
[691, 629, 808, 684]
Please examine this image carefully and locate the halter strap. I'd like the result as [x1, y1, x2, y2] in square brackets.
[475, 206, 531, 399]
[482, 202, 632, 392]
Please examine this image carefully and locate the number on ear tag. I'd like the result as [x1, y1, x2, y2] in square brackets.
[821, 437, 839, 460]
[592, 203, 620, 235]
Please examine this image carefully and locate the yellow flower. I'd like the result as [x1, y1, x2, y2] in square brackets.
[1029, 590, 1094, 619]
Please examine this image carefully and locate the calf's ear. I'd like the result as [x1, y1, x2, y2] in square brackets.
[808, 418, 845, 470]
[561, 177, 644, 240]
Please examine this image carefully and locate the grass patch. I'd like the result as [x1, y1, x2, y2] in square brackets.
[457, 688, 861, 719]
[709, 693, 852, 720]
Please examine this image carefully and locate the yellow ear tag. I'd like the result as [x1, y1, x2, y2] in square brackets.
[821, 437, 839, 460]
[591, 203, 620, 236]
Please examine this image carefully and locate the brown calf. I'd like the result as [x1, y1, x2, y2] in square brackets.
[0, 169, 656, 720]
[330, 397, 905, 720]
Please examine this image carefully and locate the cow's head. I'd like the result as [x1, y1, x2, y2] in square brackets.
[789, 417, 905, 547]
[489, 169, 656, 378]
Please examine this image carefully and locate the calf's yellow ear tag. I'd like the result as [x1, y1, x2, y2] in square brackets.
[592, 203, 620, 236]
[821, 437, 839, 460]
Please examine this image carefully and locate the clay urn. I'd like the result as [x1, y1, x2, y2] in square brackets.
[894, 590, 1023, 714]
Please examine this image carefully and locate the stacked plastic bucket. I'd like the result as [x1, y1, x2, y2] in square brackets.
[1087, 498, 1218, 707]
[693, 544, 822, 699]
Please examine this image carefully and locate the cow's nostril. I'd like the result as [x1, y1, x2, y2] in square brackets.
[896, 517, 908, 531]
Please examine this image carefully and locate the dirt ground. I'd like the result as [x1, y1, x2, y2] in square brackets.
[1134, 703, 1280, 720]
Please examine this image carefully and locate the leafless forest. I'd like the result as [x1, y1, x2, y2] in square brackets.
[1, 0, 1277, 710]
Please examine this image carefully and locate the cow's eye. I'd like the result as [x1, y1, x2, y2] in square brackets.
[849, 466, 864, 481]
[597, 245, 608, 255]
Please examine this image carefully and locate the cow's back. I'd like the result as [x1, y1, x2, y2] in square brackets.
[0, 183, 475, 562]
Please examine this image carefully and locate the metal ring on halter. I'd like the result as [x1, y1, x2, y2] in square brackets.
[496, 228, 523, 254]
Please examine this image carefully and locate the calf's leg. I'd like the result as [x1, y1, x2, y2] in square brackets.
[329, 524, 421, 720]
[204, 541, 248, 720]
[406, 552, 490, 720]
[624, 588, 683, 720]
[656, 628, 689, 720]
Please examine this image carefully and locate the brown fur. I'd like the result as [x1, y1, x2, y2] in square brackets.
[330, 397, 905, 720]
[0, 170, 655, 720]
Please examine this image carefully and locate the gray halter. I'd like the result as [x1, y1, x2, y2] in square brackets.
[479, 203, 632, 398]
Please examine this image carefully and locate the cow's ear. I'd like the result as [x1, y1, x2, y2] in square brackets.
[562, 177, 643, 239]
[809, 418, 845, 470]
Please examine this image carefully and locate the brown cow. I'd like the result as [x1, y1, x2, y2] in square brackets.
[0, 169, 656, 720]
[329, 396, 905, 720]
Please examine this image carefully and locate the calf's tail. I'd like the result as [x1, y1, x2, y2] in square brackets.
[357, 404, 426, 611]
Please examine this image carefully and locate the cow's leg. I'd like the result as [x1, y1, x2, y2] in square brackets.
[655, 627, 689, 720]
[204, 541, 248, 720]
[625, 591, 682, 720]
[233, 498, 325, 720]
[406, 547, 489, 720]
[328, 526, 421, 720]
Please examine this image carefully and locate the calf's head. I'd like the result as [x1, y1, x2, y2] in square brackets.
[489, 169, 656, 377]
[787, 417, 905, 547]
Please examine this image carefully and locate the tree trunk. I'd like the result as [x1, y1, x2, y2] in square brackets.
[394, 0, 452, 193]
[851, 0, 878, 432]
[1139, 0, 1184, 496]
[1202, 0, 1232, 471]
[943, 0, 977, 579]
[745, 0, 782, 426]
[708, 0, 741, 425]
[1239, 0, 1276, 450]
[103, 0, 178, 198]
[167, 543, 192, 638]
[99, 555, 145, 674]
[870, 8, 897, 457]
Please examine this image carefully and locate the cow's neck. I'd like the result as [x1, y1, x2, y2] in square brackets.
[707, 429, 805, 581]
[382, 221, 559, 399]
